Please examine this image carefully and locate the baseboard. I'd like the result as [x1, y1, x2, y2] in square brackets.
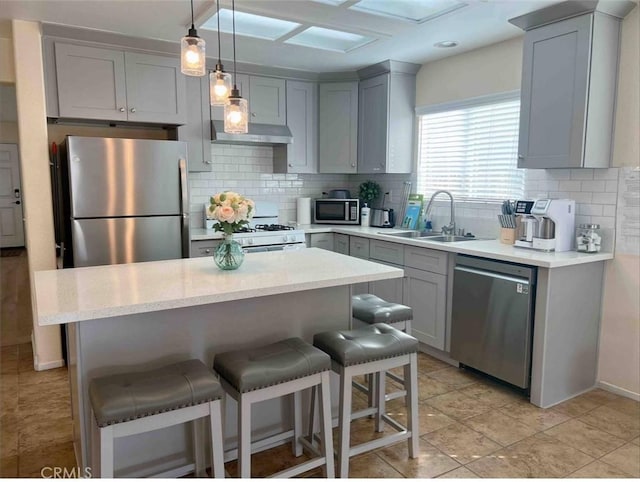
[418, 342, 459, 367]
[35, 358, 65, 371]
[597, 381, 640, 401]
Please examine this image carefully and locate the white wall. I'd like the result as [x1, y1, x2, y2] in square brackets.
[0, 20, 15, 84]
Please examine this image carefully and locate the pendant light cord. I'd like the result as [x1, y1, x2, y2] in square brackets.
[232, 0, 238, 90]
[216, 0, 222, 64]
[190, 0, 195, 29]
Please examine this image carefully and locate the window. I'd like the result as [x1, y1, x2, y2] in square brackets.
[416, 93, 524, 202]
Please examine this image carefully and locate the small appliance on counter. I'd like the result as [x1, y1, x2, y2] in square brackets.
[514, 199, 575, 252]
[369, 208, 395, 228]
[314, 198, 360, 224]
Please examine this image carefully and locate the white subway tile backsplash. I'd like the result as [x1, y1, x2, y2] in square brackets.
[558, 180, 583, 191]
[602, 205, 617, 217]
[594, 168, 619, 181]
[580, 180, 606, 192]
[605, 180, 619, 192]
[592, 192, 618, 205]
[570, 169, 594, 180]
[577, 204, 603, 216]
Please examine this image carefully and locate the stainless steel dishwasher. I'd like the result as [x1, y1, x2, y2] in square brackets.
[450, 255, 536, 389]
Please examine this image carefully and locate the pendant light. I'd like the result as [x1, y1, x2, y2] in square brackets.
[210, 0, 232, 105]
[181, 0, 206, 76]
[224, 0, 248, 134]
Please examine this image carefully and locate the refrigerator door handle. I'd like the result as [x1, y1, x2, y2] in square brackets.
[179, 158, 190, 258]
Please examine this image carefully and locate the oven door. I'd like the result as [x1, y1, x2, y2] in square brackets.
[243, 243, 306, 253]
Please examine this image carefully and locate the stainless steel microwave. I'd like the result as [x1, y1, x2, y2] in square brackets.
[314, 199, 360, 224]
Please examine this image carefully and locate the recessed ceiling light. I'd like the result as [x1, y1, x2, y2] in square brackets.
[434, 40, 459, 48]
[284, 26, 375, 53]
[349, 0, 467, 24]
[201, 9, 301, 41]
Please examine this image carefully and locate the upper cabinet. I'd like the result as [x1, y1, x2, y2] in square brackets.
[52, 42, 186, 125]
[318, 81, 358, 174]
[178, 75, 212, 172]
[249, 76, 286, 125]
[274, 80, 317, 174]
[357, 72, 415, 174]
[513, 5, 631, 169]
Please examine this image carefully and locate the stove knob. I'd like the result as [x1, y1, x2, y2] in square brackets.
[282, 235, 288, 242]
[238, 238, 244, 246]
[287, 235, 295, 243]
[247, 238, 254, 245]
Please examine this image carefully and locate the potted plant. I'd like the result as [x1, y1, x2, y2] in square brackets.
[358, 180, 381, 207]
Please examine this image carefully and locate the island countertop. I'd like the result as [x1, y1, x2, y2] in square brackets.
[33, 248, 403, 326]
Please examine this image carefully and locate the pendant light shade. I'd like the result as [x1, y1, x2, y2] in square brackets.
[224, 0, 248, 134]
[181, 0, 206, 76]
[210, 0, 232, 105]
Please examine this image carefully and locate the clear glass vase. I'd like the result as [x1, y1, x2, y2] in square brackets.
[213, 234, 245, 270]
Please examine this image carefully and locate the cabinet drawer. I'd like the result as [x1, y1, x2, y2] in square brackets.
[334, 234, 349, 255]
[309, 233, 334, 251]
[369, 239, 403, 265]
[403, 246, 448, 275]
[191, 240, 220, 258]
[349, 236, 370, 259]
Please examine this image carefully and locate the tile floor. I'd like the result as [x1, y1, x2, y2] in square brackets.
[1, 344, 638, 478]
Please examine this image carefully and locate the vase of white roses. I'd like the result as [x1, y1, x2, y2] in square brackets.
[208, 191, 255, 270]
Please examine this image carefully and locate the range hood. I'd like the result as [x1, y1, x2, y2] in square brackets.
[211, 120, 293, 146]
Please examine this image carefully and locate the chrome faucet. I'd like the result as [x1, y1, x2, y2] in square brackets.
[424, 190, 456, 235]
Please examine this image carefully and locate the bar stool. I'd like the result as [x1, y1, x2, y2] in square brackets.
[352, 294, 413, 403]
[213, 338, 334, 478]
[88, 359, 225, 478]
[313, 323, 419, 478]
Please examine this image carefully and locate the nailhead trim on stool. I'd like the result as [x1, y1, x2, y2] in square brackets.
[313, 323, 419, 478]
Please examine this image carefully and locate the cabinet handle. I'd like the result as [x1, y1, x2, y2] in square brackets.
[251, 113, 256, 117]
[351, 163, 356, 168]
[288, 163, 293, 168]
[119, 107, 125, 112]
[130, 107, 136, 113]
[204, 249, 211, 254]
[518, 155, 524, 159]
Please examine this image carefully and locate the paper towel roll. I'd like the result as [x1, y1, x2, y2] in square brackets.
[297, 198, 311, 225]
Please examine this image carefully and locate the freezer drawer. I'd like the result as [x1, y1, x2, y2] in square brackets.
[450, 256, 536, 389]
[71, 217, 182, 267]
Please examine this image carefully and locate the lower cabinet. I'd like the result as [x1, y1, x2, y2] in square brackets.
[403, 266, 447, 350]
[191, 240, 221, 258]
[369, 261, 404, 305]
[334, 234, 349, 255]
[308, 233, 335, 251]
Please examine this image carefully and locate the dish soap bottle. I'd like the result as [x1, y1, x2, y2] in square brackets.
[361, 203, 371, 227]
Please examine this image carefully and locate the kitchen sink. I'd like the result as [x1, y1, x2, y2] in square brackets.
[382, 231, 444, 239]
[425, 235, 477, 242]
[381, 232, 483, 242]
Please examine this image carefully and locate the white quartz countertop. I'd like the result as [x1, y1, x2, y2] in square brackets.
[191, 225, 613, 268]
[33, 248, 403, 326]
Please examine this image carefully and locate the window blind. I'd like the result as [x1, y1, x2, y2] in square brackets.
[417, 96, 524, 202]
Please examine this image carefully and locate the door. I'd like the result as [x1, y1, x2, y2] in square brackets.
[518, 14, 592, 168]
[249, 76, 286, 125]
[66, 137, 186, 218]
[319, 82, 358, 173]
[358, 74, 389, 173]
[124, 52, 186, 125]
[0, 144, 24, 247]
[285, 80, 317, 173]
[334, 234, 349, 255]
[404, 267, 447, 350]
[55, 43, 128, 121]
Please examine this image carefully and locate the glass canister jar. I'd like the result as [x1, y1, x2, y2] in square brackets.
[576, 224, 602, 253]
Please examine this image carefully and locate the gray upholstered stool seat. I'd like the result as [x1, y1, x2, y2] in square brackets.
[90, 359, 224, 427]
[312, 323, 419, 478]
[214, 338, 334, 478]
[313, 323, 418, 367]
[352, 294, 413, 324]
[213, 337, 331, 393]
[88, 359, 226, 478]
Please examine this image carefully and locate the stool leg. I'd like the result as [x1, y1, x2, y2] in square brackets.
[375, 371, 386, 433]
[292, 391, 303, 457]
[307, 385, 317, 442]
[209, 399, 226, 478]
[99, 425, 114, 478]
[90, 410, 100, 476]
[338, 365, 352, 479]
[238, 395, 252, 478]
[318, 371, 335, 478]
[405, 353, 419, 458]
[193, 418, 206, 477]
[366, 373, 375, 411]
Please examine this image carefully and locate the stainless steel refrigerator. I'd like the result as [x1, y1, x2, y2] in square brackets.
[57, 136, 190, 268]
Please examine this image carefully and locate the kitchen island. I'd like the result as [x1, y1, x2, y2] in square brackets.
[33, 248, 403, 477]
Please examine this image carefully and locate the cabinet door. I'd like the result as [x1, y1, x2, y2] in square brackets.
[179, 75, 212, 172]
[518, 14, 592, 169]
[211, 73, 250, 121]
[404, 267, 446, 350]
[54, 43, 128, 121]
[349, 236, 370, 259]
[309, 233, 334, 251]
[334, 234, 349, 255]
[249, 76, 286, 125]
[358, 74, 389, 173]
[369, 261, 404, 305]
[124, 52, 186, 124]
[283, 80, 318, 173]
[319, 82, 358, 173]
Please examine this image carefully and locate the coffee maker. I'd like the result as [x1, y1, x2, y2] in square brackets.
[514, 199, 575, 252]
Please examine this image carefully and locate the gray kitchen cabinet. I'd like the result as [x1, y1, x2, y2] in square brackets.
[54, 43, 128, 121]
[404, 266, 447, 350]
[191, 239, 221, 258]
[274, 80, 318, 174]
[179, 75, 212, 172]
[517, 13, 623, 168]
[318, 82, 358, 174]
[334, 234, 349, 255]
[53, 42, 186, 124]
[369, 260, 404, 305]
[349, 236, 370, 259]
[249, 76, 286, 125]
[308, 232, 334, 251]
[357, 73, 414, 174]
[211, 73, 250, 121]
